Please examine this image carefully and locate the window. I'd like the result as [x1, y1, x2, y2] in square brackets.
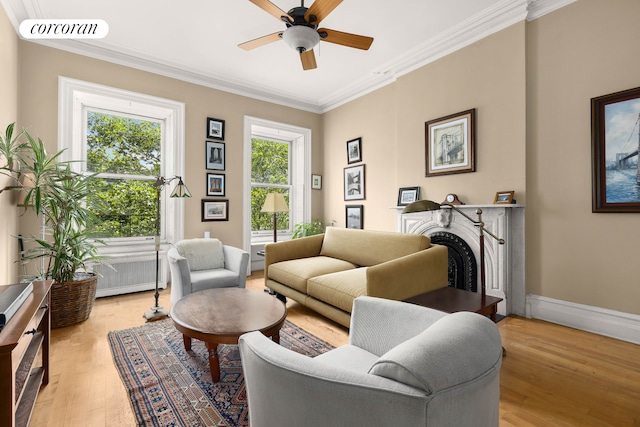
[243, 117, 311, 248]
[251, 137, 291, 235]
[85, 111, 160, 239]
[58, 77, 185, 254]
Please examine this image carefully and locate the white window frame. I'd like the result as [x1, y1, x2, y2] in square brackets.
[250, 134, 293, 238]
[243, 116, 311, 251]
[58, 77, 186, 256]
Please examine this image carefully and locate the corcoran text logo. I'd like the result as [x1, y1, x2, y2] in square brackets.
[19, 19, 109, 39]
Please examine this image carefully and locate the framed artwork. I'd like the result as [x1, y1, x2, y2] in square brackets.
[346, 204, 364, 229]
[591, 86, 640, 213]
[312, 174, 322, 190]
[425, 109, 476, 177]
[494, 190, 514, 204]
[201, 199, 229, 221]
[206, 141, 225, 170]
[397, 186, 420, 206]
[206, 117, 225, 140]
[206, 173, 225, 197]
[347, 137, 362, 164]
[344, 164, 365, 201]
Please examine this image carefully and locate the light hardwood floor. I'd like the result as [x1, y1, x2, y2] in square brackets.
[29, 272, 640, 426]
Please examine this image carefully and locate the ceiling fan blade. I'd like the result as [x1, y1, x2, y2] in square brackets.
[319, 28, 373, 50]
[238, 31, 283, 50]
[249, 0, 292, 23]
[300, 49, 317, 70]
[305, 0, 342, 25]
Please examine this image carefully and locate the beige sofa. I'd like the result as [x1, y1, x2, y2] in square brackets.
[264, 227, 448, 327]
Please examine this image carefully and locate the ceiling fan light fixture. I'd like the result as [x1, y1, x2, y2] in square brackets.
[282, 25, 319, 53]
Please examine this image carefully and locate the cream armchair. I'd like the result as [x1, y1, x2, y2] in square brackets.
[167, 238, 249, 304]
[239, 296, 502, 427]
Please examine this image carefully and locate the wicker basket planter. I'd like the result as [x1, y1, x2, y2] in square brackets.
[50, 273, 98, 329]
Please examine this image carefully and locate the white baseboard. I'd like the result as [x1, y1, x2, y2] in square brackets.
[526, 295, 640, 345]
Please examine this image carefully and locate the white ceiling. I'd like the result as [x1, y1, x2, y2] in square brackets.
[1, 0, 573, 113]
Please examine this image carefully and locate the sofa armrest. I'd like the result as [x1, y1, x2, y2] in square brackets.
[222, 245, 250, 287]
[366, 244, 448, 301]
[348, 296, 447, 356]
[264, 233, 325, 271]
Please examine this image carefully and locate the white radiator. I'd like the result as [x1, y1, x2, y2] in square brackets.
[91, 251, 167, 298]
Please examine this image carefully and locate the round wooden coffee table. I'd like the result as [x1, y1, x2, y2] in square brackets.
[170, 287, 287, 382]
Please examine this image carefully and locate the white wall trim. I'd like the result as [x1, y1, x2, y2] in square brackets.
[526, 294, 640, 345]
[58, 76, 186, 248]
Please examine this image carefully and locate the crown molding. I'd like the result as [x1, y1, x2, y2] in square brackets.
[1, 0, 576, 114]
[527, 0, 577, 21]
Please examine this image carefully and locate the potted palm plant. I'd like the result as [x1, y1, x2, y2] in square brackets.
[1, 123, 104, 328]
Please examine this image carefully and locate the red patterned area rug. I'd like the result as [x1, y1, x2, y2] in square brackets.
[108, 318, 333, 426]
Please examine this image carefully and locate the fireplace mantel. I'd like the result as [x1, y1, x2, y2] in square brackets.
[393, 204, 525, 316]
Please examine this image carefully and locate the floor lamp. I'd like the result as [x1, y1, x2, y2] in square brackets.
[143, 175, 191, 322]
[261, 193, 289, 242]
[402, 200, 505, 298]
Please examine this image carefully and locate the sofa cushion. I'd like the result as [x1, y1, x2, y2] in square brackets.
[268, 256, 357, 294]
[307, 268, 367, 313]
[176, 238, 225, 271]
[368, 312, 502, 394]
[319, 227, 431, 267]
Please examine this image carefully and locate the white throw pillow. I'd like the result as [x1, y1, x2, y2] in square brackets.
[176, 238, 225, 271]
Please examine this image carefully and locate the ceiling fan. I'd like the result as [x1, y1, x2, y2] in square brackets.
[239, 0, 374, 70]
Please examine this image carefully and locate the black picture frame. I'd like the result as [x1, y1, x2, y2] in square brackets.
[201, 199, 229, 221]
[347, 137, 362, 164]
[312, 174, 322, 190]
[346, 204, 364, 229]
[344, 164, 365, 201]
[425, 109, 476, 177]
[206, 117, 225, 140]
[205, 141, 225, 171]
[591, 86, 640, 213]
[206, 173, 225, 197]
[397, 186, 420, 206]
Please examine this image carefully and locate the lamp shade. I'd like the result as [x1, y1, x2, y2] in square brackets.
[169, 177, 191, 198]
[402, 200, 441, 213]
[261, 193, 288, 213]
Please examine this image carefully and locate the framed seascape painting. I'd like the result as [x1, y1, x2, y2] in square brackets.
[206, 141, 225, 171]
[346, 205, 363, 229]
[425, 109, 476, 177]
[591, 87, 640, 213]
[344, 164, 365, 201]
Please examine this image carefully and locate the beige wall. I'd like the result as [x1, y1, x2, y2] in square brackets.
[526, 0, 640, 315]
[0, 6, 19, 284]
[323, 84, 398, 230]
[14, 41, 322, 283]
[324, 22, 526, 231]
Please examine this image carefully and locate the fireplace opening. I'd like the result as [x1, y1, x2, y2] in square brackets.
[429, 231, 477, 292]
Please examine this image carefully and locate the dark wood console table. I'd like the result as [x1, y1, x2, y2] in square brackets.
[404, 286, 503, 322]
[0, 281, 51, 427]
